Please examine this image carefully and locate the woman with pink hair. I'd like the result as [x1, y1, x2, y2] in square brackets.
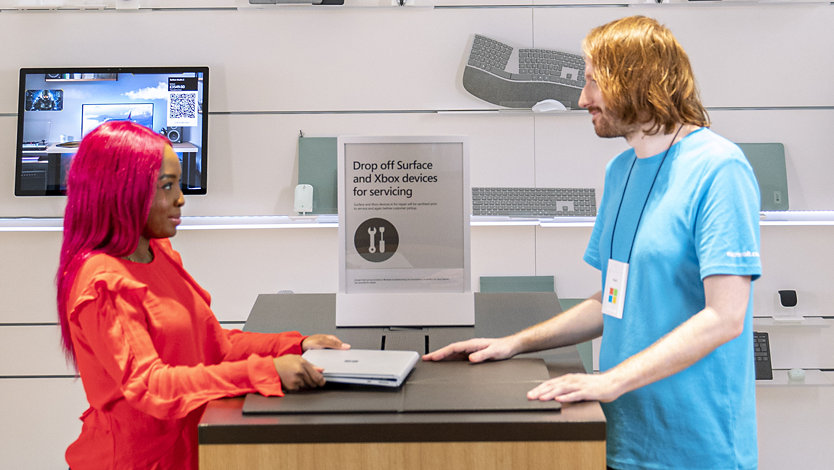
[57, 121, 348, 469]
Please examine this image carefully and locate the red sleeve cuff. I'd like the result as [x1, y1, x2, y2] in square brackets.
[246, 355, 284, 397]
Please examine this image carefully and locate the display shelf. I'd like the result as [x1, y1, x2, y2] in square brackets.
[436, 109, 589, 116]
[0, 215, 540, 231]
[759, 210, 834, 226]
[0, 218, 63, 232]
[756, 369, 833, 387]
[627, 0, 829, 6]
[0, 0, 640, 12]
[753, 316, 831, 327]
[4, 210, 834, 232]
[178, 215, 338, 230]
[538, 217, 596, 228]
[471, 216, 542, 227]
[0, 216, 339, 232]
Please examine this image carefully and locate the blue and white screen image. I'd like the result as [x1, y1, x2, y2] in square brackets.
[81, 103, 154, 137]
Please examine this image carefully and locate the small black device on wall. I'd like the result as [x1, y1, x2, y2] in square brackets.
[15, 66, 209, 196]
[777, 289, 798, 308]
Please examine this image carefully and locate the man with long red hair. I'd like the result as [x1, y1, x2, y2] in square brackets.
[425, 16, 761, 469]
[57, 120, 348, 469]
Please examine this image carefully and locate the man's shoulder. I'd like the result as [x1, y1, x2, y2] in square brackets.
[687, 128, 743, 155]
[606, 147, 636, 172]
[681, 128, 748, 169]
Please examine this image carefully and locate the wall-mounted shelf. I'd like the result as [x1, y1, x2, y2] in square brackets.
[178, 215, 338, 230]
[756, 369, 833, 387]
[753, 316, 831, 328]
[5, 212, 834, 232]
[628, 0, 829, 5]
[759, 211, 834, 226]
[0, 216, 339, 232]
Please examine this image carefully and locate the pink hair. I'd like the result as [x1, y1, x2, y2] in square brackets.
[56, 121, 170, 365]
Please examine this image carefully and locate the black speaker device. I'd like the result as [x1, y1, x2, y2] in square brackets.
[160, 127, 182, 143]
[777, 289, 798, 308]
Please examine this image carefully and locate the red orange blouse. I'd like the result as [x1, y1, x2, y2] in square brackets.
[65, 238, 303, 469]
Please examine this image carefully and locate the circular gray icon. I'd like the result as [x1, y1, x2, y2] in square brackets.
[355, 218, 398, 262]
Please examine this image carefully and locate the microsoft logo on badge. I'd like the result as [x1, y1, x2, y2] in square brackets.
[608, 287, 618, 304]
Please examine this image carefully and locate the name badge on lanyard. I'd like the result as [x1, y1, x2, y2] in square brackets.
[601, 126, 682, 320]
[602, 259, 629, 319]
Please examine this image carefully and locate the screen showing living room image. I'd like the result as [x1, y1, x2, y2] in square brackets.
[15, 66, 209, 196]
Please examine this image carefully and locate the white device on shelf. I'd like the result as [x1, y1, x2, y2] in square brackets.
[787, 368, 806, 383]
[294, 184, 314, 214]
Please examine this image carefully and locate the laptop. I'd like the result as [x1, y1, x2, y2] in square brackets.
[302, 349, 419, 388]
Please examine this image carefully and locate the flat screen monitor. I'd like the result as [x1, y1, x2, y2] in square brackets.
[15, 66, 209, 196]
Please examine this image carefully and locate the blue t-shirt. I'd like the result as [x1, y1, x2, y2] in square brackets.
[584, 128, 762, 470]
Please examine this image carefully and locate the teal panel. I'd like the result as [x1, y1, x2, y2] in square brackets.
[736, 142, 789, 211]
[298, 137, 338, 214]
[479, 276, 554, 293]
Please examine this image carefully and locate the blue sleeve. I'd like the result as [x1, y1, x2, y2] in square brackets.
[695, 157, 762, 280]
[584, 164, 614, 272]
[584, 215, 603, 271]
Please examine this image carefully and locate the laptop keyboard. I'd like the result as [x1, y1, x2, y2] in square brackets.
[472, 187, 596, 218]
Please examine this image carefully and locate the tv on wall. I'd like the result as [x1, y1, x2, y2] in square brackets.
[15, 66, 209, 196]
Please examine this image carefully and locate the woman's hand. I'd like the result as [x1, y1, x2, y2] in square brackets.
[273, 355, 326, 391]
[301, 334, 351, 352]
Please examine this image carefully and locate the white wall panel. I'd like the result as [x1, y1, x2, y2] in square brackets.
[757, 383, 834, 470]
[0, 231, 61, 322]
[0, 378, 87, 470]
[173, 227, 339, 322]
[535, 5, 834, 107]
[535, 226, 598, 299]
[0, 325, 72, 375]
[0, 8, 533, 113]
[471, 224, 537, 283]
[533, 112, 629, 192]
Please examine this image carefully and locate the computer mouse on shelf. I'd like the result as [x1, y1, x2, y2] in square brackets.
[532, 99, 567, 113]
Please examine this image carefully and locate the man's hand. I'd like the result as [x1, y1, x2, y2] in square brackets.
[273, 355, 326, 391]
[527, 372, 622, 403]
[301, 334, 351, 352]
[422, 337, 517, 363]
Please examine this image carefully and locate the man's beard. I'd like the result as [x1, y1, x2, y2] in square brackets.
[589, 107, 634, 138]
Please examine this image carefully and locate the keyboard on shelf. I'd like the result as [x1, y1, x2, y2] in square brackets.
[462, 34, 586, 109]
[754, 331, 773, 380]
[472, 187, 596, 218]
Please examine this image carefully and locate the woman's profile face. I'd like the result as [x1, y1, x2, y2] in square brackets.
[143, 146, 184, 239]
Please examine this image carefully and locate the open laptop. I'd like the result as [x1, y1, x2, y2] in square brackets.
[302, 349, 419, 388]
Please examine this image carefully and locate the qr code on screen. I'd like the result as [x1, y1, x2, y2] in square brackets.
[169, 92, 197, 120]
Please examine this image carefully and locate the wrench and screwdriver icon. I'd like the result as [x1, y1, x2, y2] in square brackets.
[367, 226, 386, 253]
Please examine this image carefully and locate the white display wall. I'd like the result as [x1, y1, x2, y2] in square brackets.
[0, 2, 832, 468]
